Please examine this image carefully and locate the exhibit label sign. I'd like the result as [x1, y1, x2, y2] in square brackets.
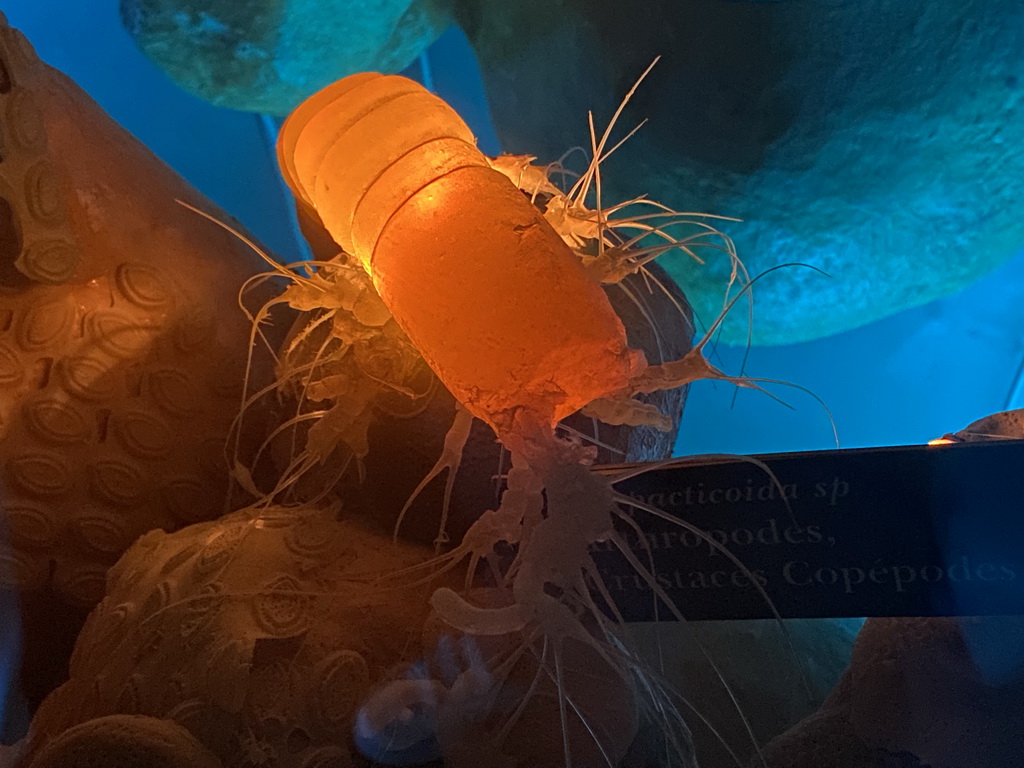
[592, 441, 1024, 621]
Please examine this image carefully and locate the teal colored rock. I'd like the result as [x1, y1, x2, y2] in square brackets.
[461, 0, 1024, 345]
[120, 0, 452, 114]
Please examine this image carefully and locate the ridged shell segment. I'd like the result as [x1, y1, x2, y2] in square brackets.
[277, 73, 483, 272]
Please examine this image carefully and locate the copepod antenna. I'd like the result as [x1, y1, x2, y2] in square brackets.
[392, 403, 476, 552]
[568, 56, 661, 208]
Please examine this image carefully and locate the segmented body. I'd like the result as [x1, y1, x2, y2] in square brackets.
[276, 71, 751, 767]
[278, 73, 646, 442]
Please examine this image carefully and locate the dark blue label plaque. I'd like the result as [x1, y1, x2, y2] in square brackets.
[591, 441, 1024, 621]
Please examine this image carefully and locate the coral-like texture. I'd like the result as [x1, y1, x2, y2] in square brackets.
[0, 13, 271, 605]
[23, 508, 440, 768]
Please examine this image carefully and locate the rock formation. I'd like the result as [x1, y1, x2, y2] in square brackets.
[459, 0, 1024, 345]
[120, 0, 453, 114]
[758, 616, 1024, 768]
[21, 507, 441, 768]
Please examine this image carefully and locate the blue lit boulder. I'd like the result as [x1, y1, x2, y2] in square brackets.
[462, 0, 1024, 345]
[119, 0, 451, 114]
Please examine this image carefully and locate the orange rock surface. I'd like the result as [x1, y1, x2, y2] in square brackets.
[0, 14, 272, 605]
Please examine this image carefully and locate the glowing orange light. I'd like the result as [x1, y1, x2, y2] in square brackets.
[927, 437, 956, 446]
[277, 73, 642, 437]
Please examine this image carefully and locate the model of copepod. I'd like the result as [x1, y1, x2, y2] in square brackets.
[247, 63, 785, 768]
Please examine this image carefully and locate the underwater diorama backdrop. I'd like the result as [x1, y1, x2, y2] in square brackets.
[0, 2, 1020, 768]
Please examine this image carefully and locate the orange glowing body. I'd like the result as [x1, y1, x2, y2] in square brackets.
[273, 69, 756, 768]
[278, 73, 644, 438]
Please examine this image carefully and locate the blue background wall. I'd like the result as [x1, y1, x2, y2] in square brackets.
[7, 1, 1023, 457]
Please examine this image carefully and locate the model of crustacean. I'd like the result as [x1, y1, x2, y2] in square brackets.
[265, 67, 769, 767]
[0, 14, 711, 768]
